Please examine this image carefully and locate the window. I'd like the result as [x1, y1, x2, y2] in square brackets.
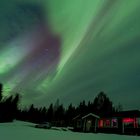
[98, 120, 103, 128]
[123, 118, 135, 128]
[123, 118, 134, 123]
[112, 118, 118, 128]
[77, 120, 82, 128]
[104, 119, 111, 127]
[87, 120, 92, 124]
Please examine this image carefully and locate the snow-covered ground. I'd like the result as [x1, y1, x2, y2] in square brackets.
[0, 121, 139, 140]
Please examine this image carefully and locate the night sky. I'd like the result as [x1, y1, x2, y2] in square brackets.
[0, 0, 140, 109]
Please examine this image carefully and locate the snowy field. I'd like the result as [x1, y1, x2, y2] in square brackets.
[0, 121, 139, 140]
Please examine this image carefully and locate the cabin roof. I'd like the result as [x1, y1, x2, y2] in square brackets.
[72, 114, 82, 120]
[82, 113, 100, 119]
[73, 110, 140, 121]
[113, 110, 140, 118]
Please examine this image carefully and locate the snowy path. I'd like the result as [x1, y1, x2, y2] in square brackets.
[0, 121, 139, 140]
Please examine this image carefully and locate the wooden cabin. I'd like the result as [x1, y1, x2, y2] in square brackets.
[72, 113, 100, 132]
[73, 110, 140, 135]
[97, 110, 140, 135]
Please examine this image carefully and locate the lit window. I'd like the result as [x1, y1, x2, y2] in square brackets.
[123, 118, 134, 123]
[105, 119, 110, 127]
[123, 118, 135, 128]
[112, 118, 118, 128]
[87, 120, 92, 124]
[98, 120, 103, 128]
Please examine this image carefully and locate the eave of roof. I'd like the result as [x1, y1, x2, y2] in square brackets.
[82, 113, 100, 119]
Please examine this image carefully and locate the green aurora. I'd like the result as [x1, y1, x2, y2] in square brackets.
[0, 0, 140, 109]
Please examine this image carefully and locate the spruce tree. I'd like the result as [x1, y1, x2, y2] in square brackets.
[0, 83, 3, 101]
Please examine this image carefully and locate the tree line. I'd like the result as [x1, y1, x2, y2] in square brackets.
[0, 83, 122, 126]
[0, 83, 20, 122]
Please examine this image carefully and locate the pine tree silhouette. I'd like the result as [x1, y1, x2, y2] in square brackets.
[0, 83, 3, 101]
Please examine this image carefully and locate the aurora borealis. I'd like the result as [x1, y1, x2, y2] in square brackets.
[0, 0, 140, 109]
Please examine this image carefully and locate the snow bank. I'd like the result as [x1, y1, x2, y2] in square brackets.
[0, 121, 139, 140]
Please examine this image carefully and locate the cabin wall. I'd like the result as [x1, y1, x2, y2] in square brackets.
[97, 117, 140, 135]
[73, 119, 83, 132]
[97, 118, 122, 134]
[72, 112, 140, 135]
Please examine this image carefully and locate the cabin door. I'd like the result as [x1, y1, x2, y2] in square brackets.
[86, 120, 92, 132]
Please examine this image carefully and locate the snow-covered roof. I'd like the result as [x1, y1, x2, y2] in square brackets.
[72, 114, 81, 120]
[82, 113, 100, 119]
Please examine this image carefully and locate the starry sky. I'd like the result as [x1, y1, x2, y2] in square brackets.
[0, 0, 140, 109]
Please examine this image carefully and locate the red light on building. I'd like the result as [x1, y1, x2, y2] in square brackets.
[98, 120, 103, 128]
[123, 118, 134, 123]
[105, 120, 110, 127]
[123, 118, 138, 128]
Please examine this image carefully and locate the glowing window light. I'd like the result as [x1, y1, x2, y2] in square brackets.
[98, 120, 103, 128]
[112, 118, 118, 128]
[123, 118, 134, 123]
[87, 120, 92, 123]
[105, 119, 110, 127]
